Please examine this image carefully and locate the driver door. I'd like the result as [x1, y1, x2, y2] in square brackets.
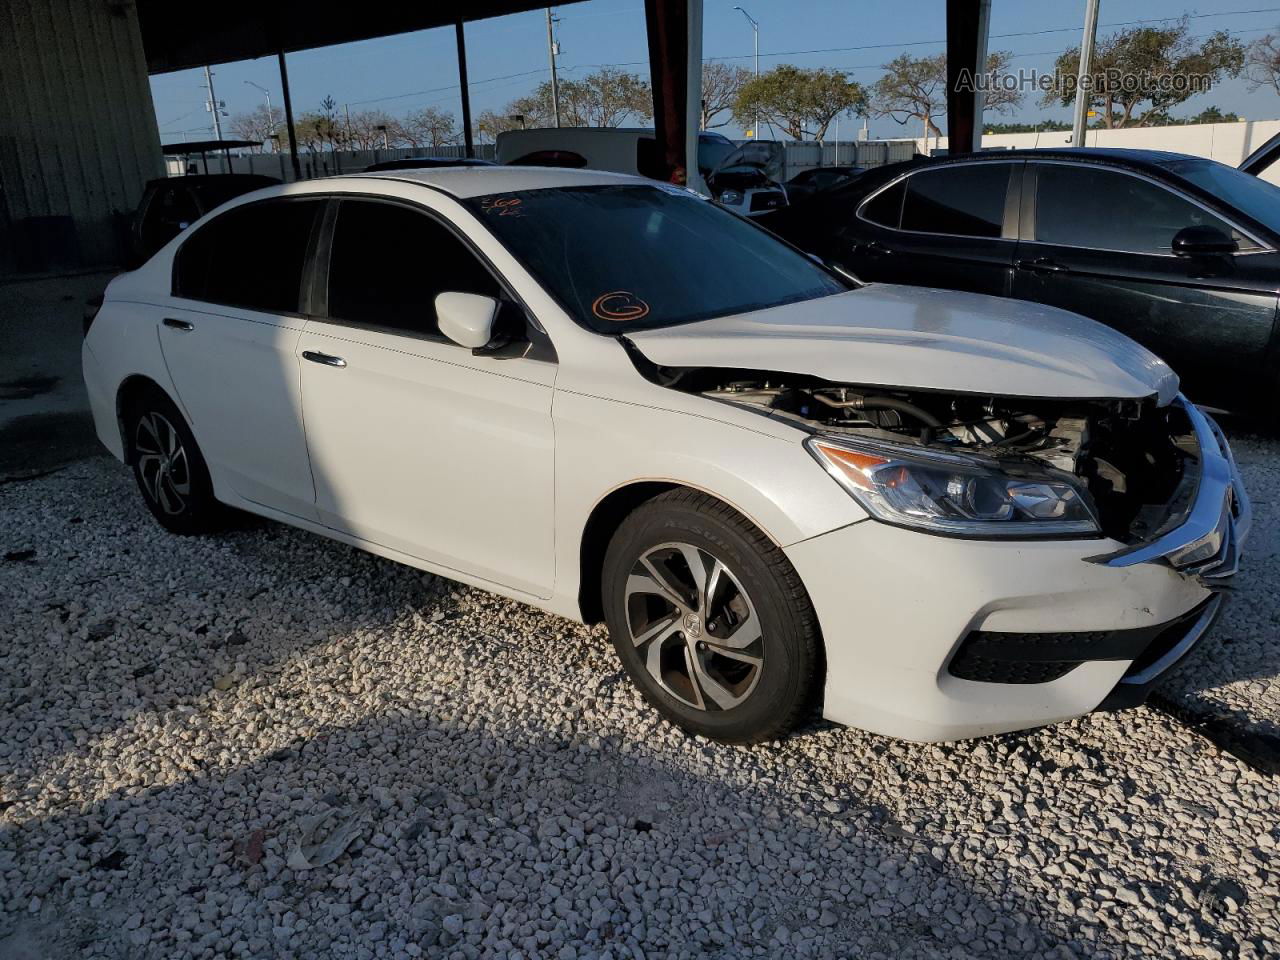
[297, 197, 557, 598]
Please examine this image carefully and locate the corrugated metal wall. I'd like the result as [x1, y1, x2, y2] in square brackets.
[0, 0, 163, 274]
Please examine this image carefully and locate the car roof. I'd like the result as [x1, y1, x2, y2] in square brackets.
[923, 147, 1209, 173]
[281, 165, 650, 199]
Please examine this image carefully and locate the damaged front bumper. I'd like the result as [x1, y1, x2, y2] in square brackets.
[786, 397, 1250, 742]
[1087, 396, 1251, 582]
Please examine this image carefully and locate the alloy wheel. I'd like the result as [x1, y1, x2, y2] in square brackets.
[623, 541, 764, 711]
[135, 411, 191, 516]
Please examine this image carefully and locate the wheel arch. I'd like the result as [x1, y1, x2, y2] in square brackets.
[115, 375, 174, 465]
[576, 479, 783, 625]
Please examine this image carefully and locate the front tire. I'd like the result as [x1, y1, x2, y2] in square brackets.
[125, 387, 225, 535]
[602, 490, 822, 744]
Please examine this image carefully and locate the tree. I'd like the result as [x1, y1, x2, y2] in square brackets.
[733, 65, 866, 141]
[701, 61, 752, 129]
[402, 106, 459, 148]
[1186, 105, 1241, 123]
[1246, 33, 1280, 95]
[342, 110, 404, 149]
[984, 119, 1071, 134]
[1041, 19, 1245, 128]
[872, 51, 1021, 139]
[228, 104, 284, 150]
[504, 68, 651, 128]
[475, 110, 526, 142]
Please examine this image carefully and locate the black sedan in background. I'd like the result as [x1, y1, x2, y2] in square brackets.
[783, 164, 866, 202]
[131, 173, 279, 265]
[765, 149, 1280, 413]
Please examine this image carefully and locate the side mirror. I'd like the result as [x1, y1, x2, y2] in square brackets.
[436, 292, 500, 349]
[1172, 224, 1238, 257]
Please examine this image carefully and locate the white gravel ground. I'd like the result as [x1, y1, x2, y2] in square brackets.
[1, 433, 1277, 960]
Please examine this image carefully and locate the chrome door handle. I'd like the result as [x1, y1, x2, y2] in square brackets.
[162, 317, 194, 331]
[302, 350, 347, 368]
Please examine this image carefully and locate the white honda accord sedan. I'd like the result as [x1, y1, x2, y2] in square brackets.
[82, 166, 1250, 743]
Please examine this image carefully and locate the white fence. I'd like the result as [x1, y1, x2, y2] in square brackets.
[919, 119, 1280, 184]
[167, 144, 497, 179]
[169, 139, 920, 182]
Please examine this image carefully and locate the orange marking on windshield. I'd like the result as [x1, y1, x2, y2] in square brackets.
[480, 196, 523, 216]
[592, 291, 650, 323]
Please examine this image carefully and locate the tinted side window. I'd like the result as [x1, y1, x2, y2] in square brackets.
[900, 165, 1011, 238]
[1034, 164, 1237, 253]
[174, 199, 321, 313]
[326, 200, 500, 337]
[860, 179, 905, 228]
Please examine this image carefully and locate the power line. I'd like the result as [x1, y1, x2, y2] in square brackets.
[217, 6, 1280, 121]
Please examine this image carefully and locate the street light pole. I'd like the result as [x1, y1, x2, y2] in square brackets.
[733, 6, 759, 138]
[546, 7, 561, 128]
[244, 81, 274, 151]
[1071, 0, 1101, 148]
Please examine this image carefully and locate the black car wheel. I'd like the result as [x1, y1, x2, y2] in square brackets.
[126, 387, 226, 535]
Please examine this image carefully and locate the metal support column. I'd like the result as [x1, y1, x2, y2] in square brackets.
[277, 50, 302, 180]
[456, 20, 475, 159]
[944, 0, 992, 156]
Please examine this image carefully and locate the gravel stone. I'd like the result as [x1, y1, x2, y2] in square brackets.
[0, 434, 1277, 959]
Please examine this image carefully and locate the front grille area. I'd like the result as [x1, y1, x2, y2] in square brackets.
[948, 601, 1214, 685]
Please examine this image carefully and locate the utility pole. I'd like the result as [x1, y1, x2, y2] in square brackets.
[203, 66, 225, 140]
[245, 81, 273, 151]
[1071, 0, 1101, 148]
[734, 7, 759, 138]
[546, 8, 561, 128]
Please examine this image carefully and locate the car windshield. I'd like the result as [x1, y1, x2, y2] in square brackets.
[697, 138, 736, 175]
[1169, 159, 1280, 233]
[466, 184, 846, 334]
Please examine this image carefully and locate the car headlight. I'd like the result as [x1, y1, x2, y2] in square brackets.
[717, 189, 744, 205]
[806, 435, 1100, 538]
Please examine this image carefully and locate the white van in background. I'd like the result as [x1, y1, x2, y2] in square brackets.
[494, 127, 789, 217]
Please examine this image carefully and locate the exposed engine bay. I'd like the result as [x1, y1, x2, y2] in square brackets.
[659, 367, 1200, 545]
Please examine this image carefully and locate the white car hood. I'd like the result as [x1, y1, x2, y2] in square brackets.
[627, 284, 1179, 404]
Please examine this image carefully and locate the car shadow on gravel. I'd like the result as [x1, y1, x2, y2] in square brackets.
[0, 703, 1147, 960]
[2, 461, 1272, 959]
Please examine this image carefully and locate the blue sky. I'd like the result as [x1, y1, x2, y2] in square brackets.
[149, 0, 1280, 144]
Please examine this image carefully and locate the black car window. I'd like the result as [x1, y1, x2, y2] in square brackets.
[173, 199, 321, 313]
[900, 164, 1011, 238]
[860, 178, 906, 228]
[140, 185, 200, 255]
[326, 199, 500, 338]
[1034, 164, 1241, 253]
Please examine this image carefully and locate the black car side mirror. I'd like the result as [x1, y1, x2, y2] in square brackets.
[1172, 225, 1238, 257]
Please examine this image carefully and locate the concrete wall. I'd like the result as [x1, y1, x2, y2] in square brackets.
[918, 120, 1280, 185]
[0, 0, 164, 275]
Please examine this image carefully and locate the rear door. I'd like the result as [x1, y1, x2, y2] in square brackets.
[160, 197, 324, 520]
[1012, 161, 1279, 405]
[846, 161, 1021, 297]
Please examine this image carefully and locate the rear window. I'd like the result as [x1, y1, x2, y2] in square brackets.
[899, 164, 1011, 238]
[173, 199, 322, 313]
[511, 150, 588, 168]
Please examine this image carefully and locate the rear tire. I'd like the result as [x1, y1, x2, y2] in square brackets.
[602, 489, 822, 744]
[124, 386, 226, 535]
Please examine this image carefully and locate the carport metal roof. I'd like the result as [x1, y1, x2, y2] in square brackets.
[137, 0, 586, 74]
[135, 0, 993, 186]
